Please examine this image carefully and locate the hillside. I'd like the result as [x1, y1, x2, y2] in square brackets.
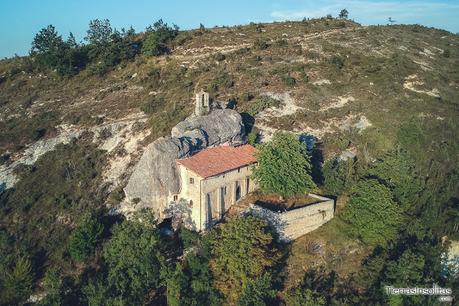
[0, 18, 458, 305]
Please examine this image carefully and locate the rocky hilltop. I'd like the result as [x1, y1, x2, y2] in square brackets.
[1, 18, 458, 221]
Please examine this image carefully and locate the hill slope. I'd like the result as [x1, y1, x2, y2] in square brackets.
[0, 18, 458, 304]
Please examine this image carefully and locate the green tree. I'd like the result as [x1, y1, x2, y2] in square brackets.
[342, 179, 403, 246]
[0, 256, 33, 305]
[209, 216, 279, 304]
[339, 9, 349, 19]
[179, 226, 200, 249]
[30, 25, 65, 69]
[82, 276, 113, 306]
[365, 151, 421, 211]
[165, 264, 188, 306]
[384, 250, 425, 287]
[85, 19, 113, 46]
[165, 252, 220, 306]
[322, 158, 355, 195]
[142, 19, 179, 56]
[252, 132, 316, 198]
[103, 210, 165, 305]
[38, 269, 65, 306]
[68, 212, 104, 262]
[30, 25, 88, 76]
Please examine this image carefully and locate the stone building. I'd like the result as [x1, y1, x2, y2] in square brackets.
[175, 144, 257, 231]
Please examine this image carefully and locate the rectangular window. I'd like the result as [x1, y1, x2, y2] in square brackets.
[189, 177, 194, 184]
[238, 167, 241, 173]
[173, 195, 178, 201]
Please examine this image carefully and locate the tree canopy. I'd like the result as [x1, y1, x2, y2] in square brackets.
[209, 216, 279, 304]
[342, 179, 403, 246]
[339, 9, 349, 19]
[252, 132, 316, 198]
[98, 211, 165, 305]
[69, 212, 104, 262]
[142, 19, 179, 56]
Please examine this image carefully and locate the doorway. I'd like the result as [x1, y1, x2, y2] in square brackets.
[235, 182, 241, 202]
[220, 187, 225, 217]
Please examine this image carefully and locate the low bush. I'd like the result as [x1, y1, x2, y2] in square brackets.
[282, 75, 296, 87]
[242, 95, 281, 116]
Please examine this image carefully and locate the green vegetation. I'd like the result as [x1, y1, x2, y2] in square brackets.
[285, 288, 325, 306]
[209, 216, 279, 303]
[100, 211, 164, 304]
[28, 18, 177, 76]
[142, 19, 179, 56]
[69, 213, 104, 262]
[242, 95, 281, 116]
[342, 179, 403, 245]
[253, 132, 316, 198]
[0, 255, 33, 305]
[322, 158, 355, 195]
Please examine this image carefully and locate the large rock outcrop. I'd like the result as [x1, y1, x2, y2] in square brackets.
[122, 109, 245, 218]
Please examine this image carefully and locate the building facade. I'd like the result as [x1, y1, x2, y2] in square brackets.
[175, 144, 257, 231]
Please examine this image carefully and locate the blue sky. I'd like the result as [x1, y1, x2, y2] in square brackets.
[1, 0, 459, 58]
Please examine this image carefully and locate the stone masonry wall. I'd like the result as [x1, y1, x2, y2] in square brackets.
[248, 194, 334, 241]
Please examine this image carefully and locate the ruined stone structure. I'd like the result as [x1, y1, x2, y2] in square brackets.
[175, 145, 257, 231]
[248, 194, 335, 241]
[194, 89, 210, 116]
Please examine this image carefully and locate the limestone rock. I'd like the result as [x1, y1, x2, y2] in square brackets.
[172, 109, 244, 146]
[123, 109, 245, 219]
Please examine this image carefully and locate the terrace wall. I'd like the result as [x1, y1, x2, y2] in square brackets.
[248, 194, 334, 241]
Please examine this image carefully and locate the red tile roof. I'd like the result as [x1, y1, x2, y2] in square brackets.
[176, 144, 257, 178]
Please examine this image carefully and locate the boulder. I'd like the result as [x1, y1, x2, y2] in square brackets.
[122, 109, 245, 219]
[172, 109, 244, 145]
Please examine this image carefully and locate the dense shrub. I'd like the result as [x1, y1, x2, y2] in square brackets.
[69, 213, 104, 262]
[282, 75, 296, 87]
[322, 158, 355, 195]
[330, 55, 345, 69]
[342, 179, 403, 246]
[285, 288, 326, 306]
[210, 72, 234, 91]
[253, 39, 269, 50]
[243, 95, 281, 116]
[0, 255, 33, 305]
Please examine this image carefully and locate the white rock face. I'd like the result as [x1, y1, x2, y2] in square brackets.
[0, 125, 82, 191]
[0, 114, 149, 193]
[122, 109, 245, 219]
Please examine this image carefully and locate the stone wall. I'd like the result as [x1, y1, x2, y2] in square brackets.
[200, 165, 257, 230]
[247, 194, 334, 241]
[175, 163, 257, 231]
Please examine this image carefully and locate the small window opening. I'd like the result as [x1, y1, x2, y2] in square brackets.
[189, 177, 194, 184]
